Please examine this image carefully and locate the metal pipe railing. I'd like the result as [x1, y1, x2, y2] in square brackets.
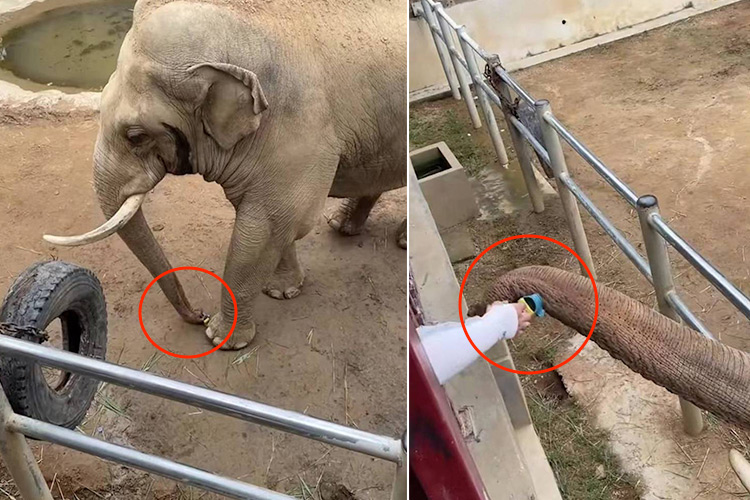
[8, 414, 291, 500]
[0, 335, 402, 463]
[418, 1, 750, 437]
[650, 213, 750, 321]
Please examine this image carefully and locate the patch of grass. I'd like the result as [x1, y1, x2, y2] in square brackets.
[527, 391, 642, 500]
[510, 334, 641, 500]
[409, 104, 494, 177]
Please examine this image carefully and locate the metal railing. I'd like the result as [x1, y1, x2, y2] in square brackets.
[417, 0, 750, 437]
[0, 335, 405, 500]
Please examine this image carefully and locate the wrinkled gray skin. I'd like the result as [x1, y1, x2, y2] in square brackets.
[91, 1, 406, 349]
[482, 266, 750, 427]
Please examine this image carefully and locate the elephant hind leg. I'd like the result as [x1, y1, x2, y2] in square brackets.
[328, 195, 381, 236]
[263, 242, 305, 300]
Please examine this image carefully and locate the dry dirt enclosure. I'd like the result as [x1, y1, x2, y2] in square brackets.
[412, 1, 750, 498]
[0, 113, 406, 499]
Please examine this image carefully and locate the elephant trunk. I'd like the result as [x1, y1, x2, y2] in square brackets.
[43, 161, 201, 323]
[482, 266, 750, 427]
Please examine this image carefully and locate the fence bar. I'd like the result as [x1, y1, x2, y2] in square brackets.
[0, 385, 53, 500]
[495, 68, 536, 106]
[544, 114, 639, 207]
[507, 114, 550, 167]
[420, 0, 460, 100]
[636, 195, 704, 436]
[650, 214, 750, 321]
[0, 336, 402, 463]
[558, 173, 649, 280]
[434, 5, 481, 128]
[6, 414, 291, 500]
[666, 291, 714, 340]
[456, 26, 508, 166]
[535, 99, 595, 276]
[493, 81, 544, 212]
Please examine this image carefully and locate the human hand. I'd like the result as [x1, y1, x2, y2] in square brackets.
[485, 301, 533, 335]
[511, 302, 533, 334]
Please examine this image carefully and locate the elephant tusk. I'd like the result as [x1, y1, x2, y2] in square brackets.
[43, 193, 147, 247]
[730, 449, 750, 494]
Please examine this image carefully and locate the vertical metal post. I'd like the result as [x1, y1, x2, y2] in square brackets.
[420, 0, 461, 100]
[495, 83, 545, 212]
[456, 28, 509, 167]
[0, 386, 53, 500]
[535, 100, 597, 277]
[636, 195, 704, 436]
[389, 443, 407, 500]
[434, 5, 481, 129]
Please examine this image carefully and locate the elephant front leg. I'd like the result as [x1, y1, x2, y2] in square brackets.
[263, 242, 304, 300]
[205, 209, 285, 350]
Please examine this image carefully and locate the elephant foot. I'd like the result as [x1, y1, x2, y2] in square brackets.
[328, 195, 381, 236]
[263, 244, 304, 300]
[205, 313, 255, 350]
[396, 218, 406, 249]
[263, 272, 304, 300]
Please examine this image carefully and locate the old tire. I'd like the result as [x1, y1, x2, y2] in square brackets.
[0, 261, 107, 429]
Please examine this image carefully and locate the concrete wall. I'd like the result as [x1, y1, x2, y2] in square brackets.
[409, 0, 738, 94]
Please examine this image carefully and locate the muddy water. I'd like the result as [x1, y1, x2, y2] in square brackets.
[469, 161, 532, 218]
[0, 0, 135, 90]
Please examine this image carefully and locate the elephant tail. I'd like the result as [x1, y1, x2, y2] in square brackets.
[483, 265, 750, 428]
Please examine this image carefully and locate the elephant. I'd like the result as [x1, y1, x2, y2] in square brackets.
[43, 0, 407, 350]
[474, 266, 750, 427]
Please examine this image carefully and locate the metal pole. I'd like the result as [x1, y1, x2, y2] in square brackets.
[456, 27, 509, 166]
[495, 82, 544, 212]
[636, 194, 704, 436]
[420, 0, 460, 100]
[0, 386, 53, 500]
[0, 335, 402, 463]
[7, 414, 292, 500]
[535, 99, 595, 275]
[434, 5, 481, 128]
[389, 440, 407, 500]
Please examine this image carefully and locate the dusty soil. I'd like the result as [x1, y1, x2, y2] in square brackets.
[0, 115, 406, 499]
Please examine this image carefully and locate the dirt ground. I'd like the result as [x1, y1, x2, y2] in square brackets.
[0, 115, 406, 499]
[412, 2, 750, 498]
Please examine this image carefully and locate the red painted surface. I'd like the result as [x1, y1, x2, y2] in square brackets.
[409, 309, 488, 499]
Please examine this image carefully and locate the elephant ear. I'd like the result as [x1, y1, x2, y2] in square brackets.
[188, 62, 269, 150]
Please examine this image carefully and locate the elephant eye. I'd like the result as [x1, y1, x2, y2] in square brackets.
[125, 128, 150, 147]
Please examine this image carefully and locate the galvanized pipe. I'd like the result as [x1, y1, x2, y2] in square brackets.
[545, 114, 639, 207]
[558, 174, 714, 338]
[0, 386, 53, 500]
[6, 414, 292, 500]
[434, 4, 481, 128]
[665, 291, 714, 340]
[0, 336, 402, 463]
[495, 68, 535, 106]
[420, 0, 460, 100]
[535, 100, 594, 276]
[495, 83, 544, 212]
[456, 26, 508, 166]
[507, 114, 550, 167]
[558, 173, 649, 279]
[636, 195, 704, 436]
[650, 214, 750, 322]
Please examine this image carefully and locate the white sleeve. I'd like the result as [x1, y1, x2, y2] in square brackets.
[477, 303, 520, 340]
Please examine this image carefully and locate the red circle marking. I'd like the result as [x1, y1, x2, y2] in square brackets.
[458, 234, 599, 375]
[138, 267, 237, 359]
